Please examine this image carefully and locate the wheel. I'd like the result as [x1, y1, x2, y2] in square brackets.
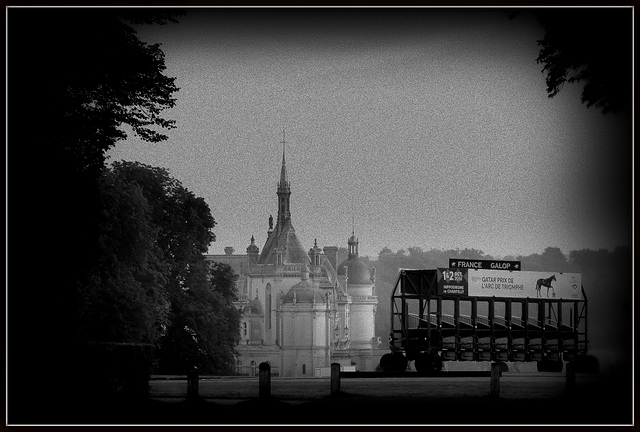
[415, 351, 442, 374]
[414, 352, 429, 373]
[496, 361, 508, 372]
[537, 359, 563, 372]
[380, 352, 408, 372]
[432, 353, 443, 372]
[379, 353, 395, 372]
[574, 355, 599, 373]
[392, 352, 408, 372]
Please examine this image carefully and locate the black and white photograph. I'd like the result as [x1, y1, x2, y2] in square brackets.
[6, 5, 633, 426]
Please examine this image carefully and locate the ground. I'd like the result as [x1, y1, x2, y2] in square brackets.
[8, 371, 633, 426]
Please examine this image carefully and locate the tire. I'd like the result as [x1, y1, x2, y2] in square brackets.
[432, 353, 443, 372]
[574, 355, 599, 373]
[379, 353, 395, 372]
[392, 352, 408, 372]
[537, 359, 563, 372]
[415, 352, 442, 374]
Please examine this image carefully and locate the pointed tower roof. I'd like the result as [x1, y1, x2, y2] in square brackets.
[258, 219, 309, 264]
[258, 131, 310, 265]
[279, 130, 289, 187]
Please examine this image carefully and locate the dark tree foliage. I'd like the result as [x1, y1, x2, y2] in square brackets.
[534, 9, 632, 114]
[159, 262, 241, 375]
[78, 169, 170, 345]
[9, 9, 179, 172]
[111, 162, 240, 375]
[516, 246, 578, 272]
[7, 9, 180, 422]
[110, 161, 215, 264]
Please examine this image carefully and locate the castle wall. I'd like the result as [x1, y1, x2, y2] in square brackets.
[279, 305, 331, 377]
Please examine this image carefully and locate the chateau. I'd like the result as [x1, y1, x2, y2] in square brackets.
[205, 139, 384, 377]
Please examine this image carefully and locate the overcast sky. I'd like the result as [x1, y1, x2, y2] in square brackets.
[107, 7, 631, 259]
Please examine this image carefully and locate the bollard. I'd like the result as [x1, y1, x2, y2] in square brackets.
[330, 363, 341, 396]
[566, 361, 576, 393]
[259, 362, 271, 399]
[187, 367, 199, 400]
[490, 362, 501, 398]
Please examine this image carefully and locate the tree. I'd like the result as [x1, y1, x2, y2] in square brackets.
[159, 262, 241, 374]
[533, 9, 632, 114]
[9, 9, 179, 170]
[8, 9, 180, 421]
[8, 8, 180, 335]
[110, 161, 240, 375]
[78, 169, 170, 345]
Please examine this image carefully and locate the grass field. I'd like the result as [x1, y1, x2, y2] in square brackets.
[11, 370, 632, 425]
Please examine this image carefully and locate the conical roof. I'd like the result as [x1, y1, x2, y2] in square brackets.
[257, 220, 310, 265]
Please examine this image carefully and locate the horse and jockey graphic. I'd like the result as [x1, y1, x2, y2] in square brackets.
[535, 275, 556, 297]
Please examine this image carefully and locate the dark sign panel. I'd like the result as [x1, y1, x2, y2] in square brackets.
[437, 268, 468, 295]
[449, 258, 521, 271]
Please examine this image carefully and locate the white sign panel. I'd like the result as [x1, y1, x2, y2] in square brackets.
[467, 270, 583, 300]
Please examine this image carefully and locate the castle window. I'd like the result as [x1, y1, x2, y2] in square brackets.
[266, 284, 272, 330]
[315, 255, 320, 266]
[302, 364, 306, 375]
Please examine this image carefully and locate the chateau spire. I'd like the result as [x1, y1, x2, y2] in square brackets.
[257, 131, 309, 266]
[277, 130, 291, 225]
[279, 130, 288, 188]
[282, 130, 286, 162]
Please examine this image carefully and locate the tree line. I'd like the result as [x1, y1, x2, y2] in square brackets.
[85, 161, 240, 374]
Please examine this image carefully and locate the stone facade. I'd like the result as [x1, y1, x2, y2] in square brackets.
[205, 141, 384, 376]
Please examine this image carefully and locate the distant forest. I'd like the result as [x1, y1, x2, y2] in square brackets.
[352, 245, 631, 372]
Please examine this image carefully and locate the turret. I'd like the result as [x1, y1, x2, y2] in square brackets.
[247, 235, 259, 264]
[308, 238, 323, 267]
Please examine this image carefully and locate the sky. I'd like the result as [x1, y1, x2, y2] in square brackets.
[107, 7, 632, 259]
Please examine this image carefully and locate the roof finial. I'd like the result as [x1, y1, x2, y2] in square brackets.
[352, 215, 355, 237]
[278, 131, 289, 189]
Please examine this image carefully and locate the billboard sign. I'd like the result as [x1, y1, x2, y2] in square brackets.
[437, 268, 582, 299]
[467, 270, 583, 300]
[437, 268, 468, 295]
[449, 258, 521, 271]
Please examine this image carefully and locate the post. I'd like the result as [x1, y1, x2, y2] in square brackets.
[566, 361, 576, 393]
[259, 362, 271, 399]
[331, 363, 341, 396]
[490, 362, 501, 398]
[187, 367, 199, 401]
